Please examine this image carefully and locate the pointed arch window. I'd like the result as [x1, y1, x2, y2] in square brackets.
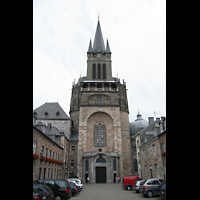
[94, 123, 106, 147]
[98, 64, 101, 79]
[93, 64, 96, 79]
[103, 64, 106, 79]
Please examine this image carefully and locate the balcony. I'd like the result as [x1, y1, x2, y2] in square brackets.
[81, 82, 118, 92]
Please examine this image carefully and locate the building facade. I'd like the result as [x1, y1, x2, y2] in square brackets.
[130, 112, 149, 176]
[136, 117, 166, 180]
[69, 19, 132, 183]
[33, 102, 72, 179]
[33, 124, 64, 181]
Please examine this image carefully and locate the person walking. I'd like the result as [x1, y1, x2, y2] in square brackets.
[86, 176, 89, 185]
[118, 177, 120, 183]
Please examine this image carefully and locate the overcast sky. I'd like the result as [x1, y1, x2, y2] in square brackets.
[33, 0, 166, 122]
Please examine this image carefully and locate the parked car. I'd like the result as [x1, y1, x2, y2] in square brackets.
[138, 180, 147, 193]
[33, 179, 71, 200]
[33, 184, 54, 200]
[33, 187, 46, 200]
[68, 178, 83, 190]
[133, 180, 146, 193]
[140, 178, 165, 198]
[67, 179, 81, 193]
[122, 176, 142, 190]
[160, 182, 166, 200]
[69, 182, 78, 196]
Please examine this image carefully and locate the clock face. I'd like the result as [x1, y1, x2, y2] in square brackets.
[97, 53, 101, 57]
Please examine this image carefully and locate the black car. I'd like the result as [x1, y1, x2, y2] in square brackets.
[160, 182, 166, 200]
[69, 182, 78, 196]
[33, 187, 46, 200]
[34, 179, 71, 200]
[33, 184, 54, 200]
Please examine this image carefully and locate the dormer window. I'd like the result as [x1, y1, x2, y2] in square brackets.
[33, 111, 37, 116]
[56, 111, 60, 116]
[45, 111, 48, 116]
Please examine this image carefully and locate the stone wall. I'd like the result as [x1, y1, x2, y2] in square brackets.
[77, 106, 123, 180]
[120, 111, 132, 177]
[140, 137, 164, 180]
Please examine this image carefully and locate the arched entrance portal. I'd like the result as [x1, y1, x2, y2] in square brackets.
[82, 152, 119, 183]
[96, 157, 106, 183]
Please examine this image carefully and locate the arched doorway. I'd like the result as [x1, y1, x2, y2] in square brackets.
[95, 157, 106, 183]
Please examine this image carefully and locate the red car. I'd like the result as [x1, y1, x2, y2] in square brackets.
[122, 176, 142, 190]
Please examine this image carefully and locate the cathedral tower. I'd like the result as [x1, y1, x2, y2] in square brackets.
[69, 19, 132, 183]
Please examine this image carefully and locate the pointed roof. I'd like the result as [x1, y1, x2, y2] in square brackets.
[93, 20, 105, 53]
[105, 39, 111, 53]
[87, 39, 93, 53]
[33, 102, 70, 120]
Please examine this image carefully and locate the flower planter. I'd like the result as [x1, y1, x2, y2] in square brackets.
[46, 157, 51, 162]
[49, 159, 54, 163]
[41, 156, 47, 162]
[33, 153, 39, 160]
[161, 151, 166, 156]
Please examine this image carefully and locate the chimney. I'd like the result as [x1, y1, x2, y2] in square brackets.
[148, 117, 154, 124]
[155, 118, 160, 135]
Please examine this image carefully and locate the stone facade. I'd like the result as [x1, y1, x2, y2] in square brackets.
[33, 102, 72, 179]
[140, 136, 164, 180]
[69, 20, 132, 183]
[158, 130, 166, 178]
[33, 126, 64, 181]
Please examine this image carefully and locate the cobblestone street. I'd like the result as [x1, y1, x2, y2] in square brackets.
[73, 183, 161, 200]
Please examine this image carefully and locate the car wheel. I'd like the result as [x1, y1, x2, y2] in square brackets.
[126, 185, 131, 190]
[55, 196, 61, 200]
[147, 190, 153, 198]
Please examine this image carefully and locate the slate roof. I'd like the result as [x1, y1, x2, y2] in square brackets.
[139, 118, 160, 145]
[33, 102, 70, 120]
[88, 20, 111, 54]
[105, 39, 111, 53]
[69, 129, 79, 141]
[36, 123, 62, 136]
[93, 20, 105, 53]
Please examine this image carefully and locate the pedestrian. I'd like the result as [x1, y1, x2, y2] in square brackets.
[115, 176, 117, 183]
[87, 176, 89, 185]
[118, 177, 120, 183]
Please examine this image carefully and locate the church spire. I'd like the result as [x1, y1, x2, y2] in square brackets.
[87, 38, 93, 53]
[93, 20, 105, 53]
[105, 39, 111, 53]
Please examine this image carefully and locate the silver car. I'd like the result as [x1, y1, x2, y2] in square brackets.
[67, 178, 83, 190]
[140, 178, 165, 198]
[134, 180, 146, 193]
